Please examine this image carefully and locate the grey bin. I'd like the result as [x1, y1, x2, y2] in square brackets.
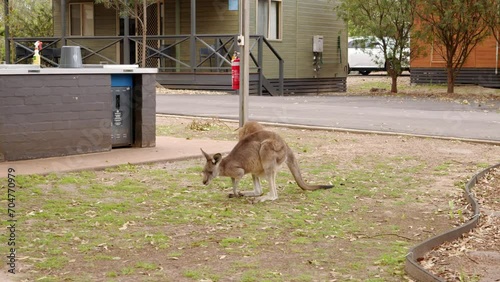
[59, 46, 83, 68]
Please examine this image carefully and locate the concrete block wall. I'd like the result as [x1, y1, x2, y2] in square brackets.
[133, 74, 156, 148]
[0, 73, 156, 162]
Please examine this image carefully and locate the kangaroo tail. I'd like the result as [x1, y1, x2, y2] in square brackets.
[286, 147, 333, 191]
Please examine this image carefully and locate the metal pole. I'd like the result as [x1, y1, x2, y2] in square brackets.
[190, 0, 196, 71]
[4, 0, 10, 63]
[258, 37, 263, 96]
[239, 0, 249, 127]
[175, 0, 181, 71]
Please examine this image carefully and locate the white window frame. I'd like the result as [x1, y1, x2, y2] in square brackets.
[256, 0, 282, 40]
[69, 3, 94, 36]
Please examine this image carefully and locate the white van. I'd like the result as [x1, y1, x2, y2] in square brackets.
[348, 37, 410, 75]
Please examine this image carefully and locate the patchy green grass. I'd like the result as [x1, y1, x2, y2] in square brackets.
[156, 116, 236, 140]
[349, 80, 393, 92]
[434, 161, 455, 175]
[1, 121, 498, 281]
[347, 75, 444, 94]
[0, 159, 420, 280]
[346, 75, 500, 102]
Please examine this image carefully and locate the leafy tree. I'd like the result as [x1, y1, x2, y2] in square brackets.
[344, 18, 370, 38]
[482, 0, 500, 48]
[336, 0, 416, 93]
[8, 0, 52, 37]
[1, 0, 5, 61]
[413, 0, 491, 93]
[95, 0, 156, 67]
[1, 0, 52, 62]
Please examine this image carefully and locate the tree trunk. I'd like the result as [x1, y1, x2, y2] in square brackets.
[446, 67, 455, 93]
[387, 63, 398, 93]
[390, 73, 398, 93]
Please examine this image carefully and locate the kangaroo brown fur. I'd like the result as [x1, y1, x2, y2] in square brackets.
[201, 122, 333, 202]
[238, 121, 265, 140]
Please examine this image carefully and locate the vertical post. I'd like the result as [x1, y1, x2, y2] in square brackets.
[3, 0, 10, 63]
[175, 0, 181, 72]
[279, 59, 284, 95]
[258, 37, 263, 96]
[238, 0, 250, 127]
[190, 0, 196, 71]
[123, 0, 130, 64]
[61, 0, 67, 45]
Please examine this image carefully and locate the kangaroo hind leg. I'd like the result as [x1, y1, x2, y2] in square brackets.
[239, 174, 263, 197]
[251, 139, 284, 203]
[252, 171, 278, 203]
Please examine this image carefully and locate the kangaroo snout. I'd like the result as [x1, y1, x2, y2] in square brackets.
[202, 174, 212, 185]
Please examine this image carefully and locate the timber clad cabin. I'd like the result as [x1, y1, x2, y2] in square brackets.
[411, 36, 500, 88]
[7, 0, 348, 95]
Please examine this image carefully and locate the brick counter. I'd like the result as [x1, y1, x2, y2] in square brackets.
[0, 67, 157, 162]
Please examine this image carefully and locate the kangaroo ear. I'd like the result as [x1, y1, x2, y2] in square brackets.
[200, 148, 210, 161]
[213, 153, 222, 164]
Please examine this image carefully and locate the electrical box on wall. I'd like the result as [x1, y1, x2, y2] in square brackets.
[313, 35, 324, 52]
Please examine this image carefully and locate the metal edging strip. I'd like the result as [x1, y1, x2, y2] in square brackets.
[404, 163, 500, 281]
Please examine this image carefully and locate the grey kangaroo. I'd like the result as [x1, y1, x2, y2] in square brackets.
[201, 121, 333, 202]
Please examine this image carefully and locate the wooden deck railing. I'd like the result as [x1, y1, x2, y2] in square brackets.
[9, 34, 284, 95]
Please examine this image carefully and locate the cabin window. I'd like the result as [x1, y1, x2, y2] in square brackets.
[69, 3, 94, 36]
[257, 0, 282, 40]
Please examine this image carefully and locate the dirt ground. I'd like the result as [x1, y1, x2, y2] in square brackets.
[158, 74, 500, 281]
[3, 77, 498, 281]
[346, 74, 500, 281]
[154, 116, 500, 281]
[420, 168, 500, 281]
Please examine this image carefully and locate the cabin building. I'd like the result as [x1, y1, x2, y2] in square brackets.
[411, 36, 500, 88]
[6, 0, 348, 95]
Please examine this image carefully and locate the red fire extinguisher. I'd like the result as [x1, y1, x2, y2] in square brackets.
[231, 52, 240, 90]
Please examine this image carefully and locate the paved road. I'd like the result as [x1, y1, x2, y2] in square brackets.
[157, 94, 500, 142]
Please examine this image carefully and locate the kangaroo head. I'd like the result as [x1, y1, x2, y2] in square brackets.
[201, 148, 222, 185]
